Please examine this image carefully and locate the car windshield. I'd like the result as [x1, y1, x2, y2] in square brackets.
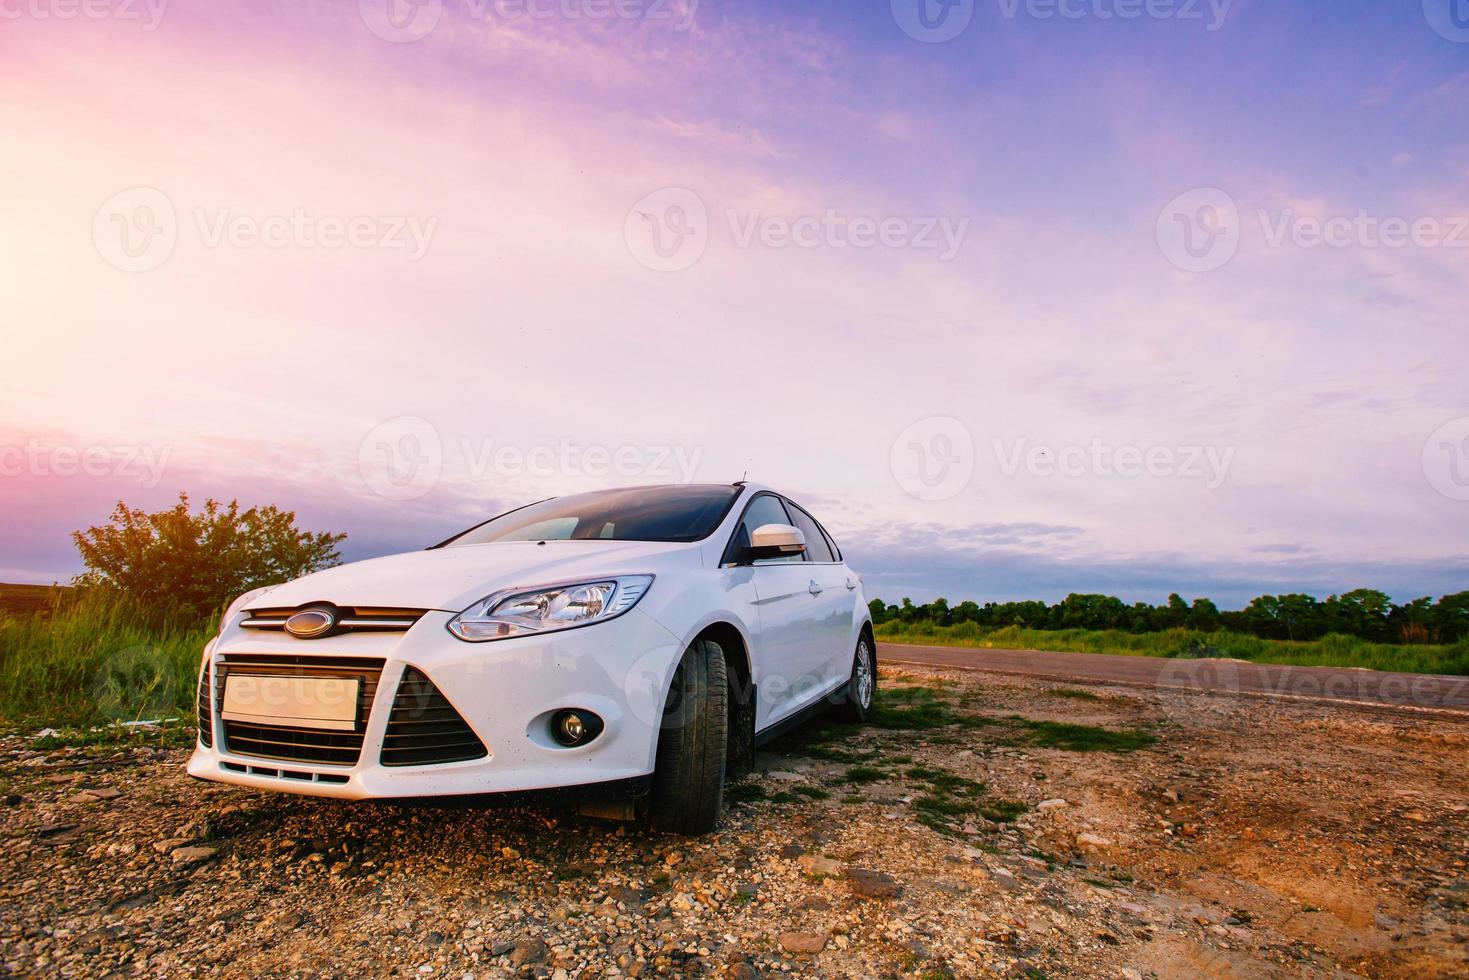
[441, 485, 741, 546]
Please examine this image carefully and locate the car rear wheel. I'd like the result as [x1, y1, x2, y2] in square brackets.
[833, 635, 877, 723]
[648, 638, 728, 834]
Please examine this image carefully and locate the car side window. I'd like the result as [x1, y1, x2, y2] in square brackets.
[784, 502, 834, 563]
[726, 494, 804, 564]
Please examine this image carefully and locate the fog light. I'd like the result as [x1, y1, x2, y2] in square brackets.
[551, 709, 603, 747]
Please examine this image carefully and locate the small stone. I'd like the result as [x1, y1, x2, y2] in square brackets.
[778, 931, 828, 955]
[509, 937, 547, 966]
[171, 846, 218, 866]
[796, 854, 842, 876]
[83, 787, 123, 800]
[989, 868, 1023, 892]
[846, 868, 902, 899]
[1076, 833, 1113, 851]
[1036, 799, 1067, 811]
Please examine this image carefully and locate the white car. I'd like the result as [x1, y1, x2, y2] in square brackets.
[188, 483, 876, 833]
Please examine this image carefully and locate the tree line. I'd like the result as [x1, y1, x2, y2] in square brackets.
[869, 590, 1469, 645]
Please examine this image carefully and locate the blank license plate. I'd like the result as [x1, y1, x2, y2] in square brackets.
[221, 674, 361, 731]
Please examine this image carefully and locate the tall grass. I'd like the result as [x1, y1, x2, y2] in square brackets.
[0, 589, 212, 726]
[875, 622, 1469, 676]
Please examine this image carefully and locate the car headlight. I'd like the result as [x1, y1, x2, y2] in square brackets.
[447, 575, 654, 642]
[218, 585, 278, 636]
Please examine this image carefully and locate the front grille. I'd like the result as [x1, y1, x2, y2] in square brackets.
[240, 605, 426, 635]
[218, 654, 384, 767]
[380, 667, 487, 767]
[196, 663, 213, 748]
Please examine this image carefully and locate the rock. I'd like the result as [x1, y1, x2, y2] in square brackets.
[36, 823, 77, 838]
[796, 854, 842, 876]
[1037, 799, 1068, 811]
[989, 868, 1023, 892]
[509, 937, 547, 966]
[1076, 833, 1113, 852]
[846, 868, 902, 899]
[778, 931, 828, 954]
[171, 846, 218, 866]
[76, 787, 123, 802]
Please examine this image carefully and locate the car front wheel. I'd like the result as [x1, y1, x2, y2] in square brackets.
[647, 638, 728, 834]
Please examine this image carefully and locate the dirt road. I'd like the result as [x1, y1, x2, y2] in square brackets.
[2, 665, 1466, 978]
[880, 642, 1469, 714]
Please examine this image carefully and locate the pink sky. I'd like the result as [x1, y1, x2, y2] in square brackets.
[2, 0, 1467, 604]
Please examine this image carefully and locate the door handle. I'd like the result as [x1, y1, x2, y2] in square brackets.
[845, 577, 858, 590]
[808, 580, 824, 596]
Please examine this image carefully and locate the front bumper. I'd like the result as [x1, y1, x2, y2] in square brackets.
[188, 608, 686, 800]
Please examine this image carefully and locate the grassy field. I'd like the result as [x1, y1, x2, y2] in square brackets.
[0, 582, 69, 617]
[875, 622, 1469, 676]
[0, 589, 211, 727]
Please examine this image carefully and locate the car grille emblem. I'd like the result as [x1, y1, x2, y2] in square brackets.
[284, 608, 337, 639]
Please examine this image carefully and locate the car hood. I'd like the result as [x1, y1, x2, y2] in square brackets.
[252, 539, 700, 613]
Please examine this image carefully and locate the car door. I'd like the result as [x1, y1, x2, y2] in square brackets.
[723, 493, 829, 728]
[782, 498, 856, 694]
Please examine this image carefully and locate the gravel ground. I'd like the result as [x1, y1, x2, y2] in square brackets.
[1, 665, 1466, 979]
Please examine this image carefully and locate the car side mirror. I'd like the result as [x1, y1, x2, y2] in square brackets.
[744, 523, 806, 562]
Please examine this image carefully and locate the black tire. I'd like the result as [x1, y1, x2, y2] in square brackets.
[832, 634, 877, 723]
[648, 638, 728, 835]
